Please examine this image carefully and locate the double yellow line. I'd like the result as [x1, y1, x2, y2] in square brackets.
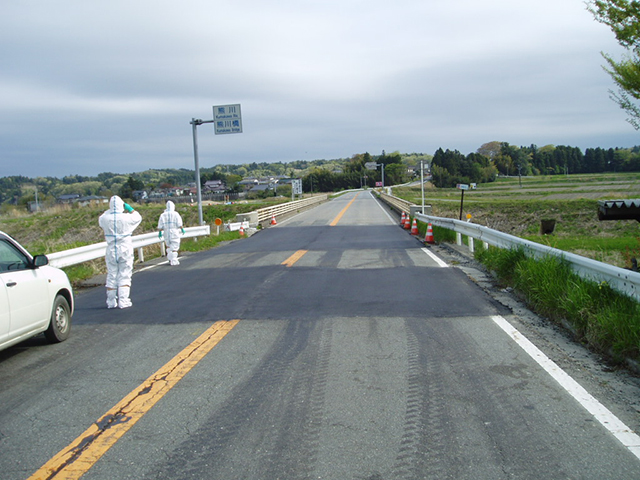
[29, 320, 239, 480]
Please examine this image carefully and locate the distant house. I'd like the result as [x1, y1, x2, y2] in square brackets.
[57, 194, 80, 204]
[76, 196, 108, 207]
[249, 184, 271, 193]
[203, 180, 226, 193]
[132, 190, 148, 201]
[238, 178, 259, 191]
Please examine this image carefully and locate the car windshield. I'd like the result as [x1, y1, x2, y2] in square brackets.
[0, 239, 30, 272]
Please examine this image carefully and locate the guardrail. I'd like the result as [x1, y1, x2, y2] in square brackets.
[377, 191, 640, 302]
[46, 225, 210, 269]
[378, 191, 414, 214]
[251, 194, 328, 224]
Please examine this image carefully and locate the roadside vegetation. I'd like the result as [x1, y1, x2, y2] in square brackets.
[395, 172, 640, 365]
[477, 246, 640, 364]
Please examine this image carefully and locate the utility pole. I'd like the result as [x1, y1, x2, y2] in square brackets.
[420, 160, 425, 214]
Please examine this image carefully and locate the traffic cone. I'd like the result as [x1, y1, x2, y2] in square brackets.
[404, 216, 411, 229]
[410, 218, 418, 235]
[239, 224, 245, 236]
[271, 215, 277, 226]
[424, 223, 434, 244]
[400, 211, 406, 226]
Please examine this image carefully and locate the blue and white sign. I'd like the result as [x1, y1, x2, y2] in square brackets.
[213, 104, 243, 135]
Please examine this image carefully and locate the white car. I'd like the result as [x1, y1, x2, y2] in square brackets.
[0, 230, 73, 351]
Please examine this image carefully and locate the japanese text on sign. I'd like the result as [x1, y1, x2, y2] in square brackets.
[213, 104, 243, 134]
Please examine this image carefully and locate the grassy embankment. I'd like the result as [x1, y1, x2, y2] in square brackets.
[394, 173, 640, 363]
[0, 197, 288, 287]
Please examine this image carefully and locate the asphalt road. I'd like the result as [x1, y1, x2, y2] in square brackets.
[1, 191, 640, 479]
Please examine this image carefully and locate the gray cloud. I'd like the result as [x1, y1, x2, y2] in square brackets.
[0, 0, 635, 177]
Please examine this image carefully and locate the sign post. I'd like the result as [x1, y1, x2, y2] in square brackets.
[456, 183, 476, 220]
[190, 104, 243, 225]
[365, 162, 385, 187]
[457, 184, 468, 220]
[291, 179, 302, 201]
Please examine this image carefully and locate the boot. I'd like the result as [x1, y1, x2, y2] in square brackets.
[106, 289, 118, 309]
[169, 251, 180, 266]
[118, 286, 132, 309]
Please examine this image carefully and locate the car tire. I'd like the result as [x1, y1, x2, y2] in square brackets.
[45, 295, 71, 343]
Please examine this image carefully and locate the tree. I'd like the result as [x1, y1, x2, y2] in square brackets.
[589, 0, 640, 128]
[477, 141, 503, 160]
[119, 176, 144, 200]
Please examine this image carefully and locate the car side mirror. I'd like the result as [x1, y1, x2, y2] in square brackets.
[32, 255, 49, 268]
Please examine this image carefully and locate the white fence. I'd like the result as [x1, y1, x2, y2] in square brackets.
[46, 225, 210, 269]
[377, 191, 640, 302]
[253, 194, 328, 224]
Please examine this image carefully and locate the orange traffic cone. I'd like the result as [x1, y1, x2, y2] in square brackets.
[424, 223, 434, 244]
[404, 216, 411, 229]
[400, 211, 406, 226]
[271, 215, 277, 226]
[410, 218, 418, 235]
[239, 224, 245, 237]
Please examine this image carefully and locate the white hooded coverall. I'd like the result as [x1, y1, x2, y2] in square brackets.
[157, 200, 183, 265]
[99, 196, 142, 308]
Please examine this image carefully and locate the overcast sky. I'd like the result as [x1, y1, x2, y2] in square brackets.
[1, 0, 636, 178]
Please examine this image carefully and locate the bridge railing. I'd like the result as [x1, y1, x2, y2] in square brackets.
[253, 194, 328, 223]
[46, 225, 210, 269]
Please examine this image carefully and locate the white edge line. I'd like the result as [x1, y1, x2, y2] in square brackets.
[491, 314, 640, 460]
[421, 247, 449, 268]
[136, 260, 171, 273]
[370, 191, 396, 224]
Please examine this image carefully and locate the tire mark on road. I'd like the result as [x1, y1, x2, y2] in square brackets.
[152, 319, 331, 479]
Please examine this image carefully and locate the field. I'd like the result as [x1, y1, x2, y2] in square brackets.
[393, 173, 640, 269]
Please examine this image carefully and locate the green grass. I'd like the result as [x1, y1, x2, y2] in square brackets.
[394, 172, 640, 269]
[476, 246, 640, 362]
[0, 198, 281, 286]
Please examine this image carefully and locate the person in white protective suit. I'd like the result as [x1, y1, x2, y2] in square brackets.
[157, 200, 184, 266]
[98, 196, 142, 309]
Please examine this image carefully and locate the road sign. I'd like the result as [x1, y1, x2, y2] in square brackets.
[457, 183, 469, 190]
[213, 104, 242, 134]
[292, 179, 302, 195]
[365, 162, 378, 170]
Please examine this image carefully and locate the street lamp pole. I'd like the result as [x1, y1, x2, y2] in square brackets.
[190, 117, 214, 225]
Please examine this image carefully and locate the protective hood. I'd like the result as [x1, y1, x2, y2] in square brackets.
[165, 201, 175, 212]
[109, 195, 125, 213]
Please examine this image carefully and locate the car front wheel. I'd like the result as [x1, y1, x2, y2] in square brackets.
[45, 295, 71, 343]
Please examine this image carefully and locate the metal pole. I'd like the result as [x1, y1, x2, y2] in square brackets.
[191, 118, 204, 226]
[459, 189, 464, 220]
[420, 160, 425, 214]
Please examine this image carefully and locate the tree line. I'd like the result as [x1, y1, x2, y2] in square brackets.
[2, 143, 638, 210]
[431, 142, 640, 188]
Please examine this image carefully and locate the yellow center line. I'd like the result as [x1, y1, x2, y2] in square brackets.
[329, 192, 359, 226]
[281, 250, 308, 267]
[29, 319, 240, 480]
